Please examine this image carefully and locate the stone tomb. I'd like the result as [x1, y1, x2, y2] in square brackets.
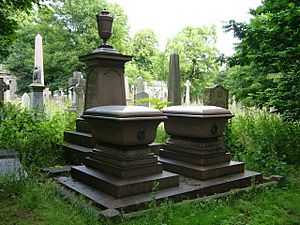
[159, 106, 262, 181]
[59, 106, 194, 211]
[64, 51, 132, 163]
[204, 84, 229, 109]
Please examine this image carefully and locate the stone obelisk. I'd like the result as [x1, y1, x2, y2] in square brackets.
[29, 34, 45, 109]
[168, 52, 181, 105]
[34, 34, 44, 85]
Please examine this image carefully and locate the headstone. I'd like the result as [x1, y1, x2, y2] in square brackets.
[43, 87, 51, 100]
[134, 76, 149, 107]
[134, 92, 149, 107]
[168, 52, 181, 105]
[34, 34, 44, 85]
[68, 71, 83, 112]
[136, 76, 144, 93]
[21, 93, 30, 108]
[0, 78, 9, 105]
[0, 150, 27, 180]
[53, 90, 61, 101]
[185, 80, 191, 105]
[203, 84, 229, 109]
[74, 78, 86, 116]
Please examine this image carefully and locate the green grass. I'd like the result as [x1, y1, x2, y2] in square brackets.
[1, 171, 300, 225]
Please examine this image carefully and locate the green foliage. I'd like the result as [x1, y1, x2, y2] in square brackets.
[224, 109, 300, 175]
[126, 29, 159, 84]
[166, 25, 221, 99]
[155, 123, 170, 144]
[0, 177, 102, 225]
[0, 0, 39, 61]
[6, 0, 130, 93]
[224, 0, 300, 120]
[0, 102, 76, 170]
[134, 97, 171, 110]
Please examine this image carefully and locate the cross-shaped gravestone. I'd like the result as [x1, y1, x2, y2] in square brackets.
[185, 80, 191, 105]
[0, 78, 9, 104]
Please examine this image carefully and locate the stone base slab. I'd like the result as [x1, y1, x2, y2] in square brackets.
[58, 170, 262, 213]
[160, 149, 231, 166]
[159, 157, 244, 180]
[70, 166, 179, 198]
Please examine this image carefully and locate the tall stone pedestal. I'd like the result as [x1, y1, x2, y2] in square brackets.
[64, 51, 132, 163]
[29, 83, 44, 109]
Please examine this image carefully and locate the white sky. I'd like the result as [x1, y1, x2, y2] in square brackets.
[107, 0, 262, 56]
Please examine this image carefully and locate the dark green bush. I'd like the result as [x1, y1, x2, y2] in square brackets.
[224, 109, 300, 175]
[0, 103, 76, 170]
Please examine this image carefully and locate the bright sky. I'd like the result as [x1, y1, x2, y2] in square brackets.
[107, 0, 262, 56]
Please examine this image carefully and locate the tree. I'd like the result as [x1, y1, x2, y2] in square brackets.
[0, 0, 40, 61]
[129, 29, 159, 81]
[224, 0, 300, 120]
[7, 0, 130, 93]
[166, 26, 220, 99]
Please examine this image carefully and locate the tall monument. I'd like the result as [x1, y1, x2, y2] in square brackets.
[29, 34, 45, 109]
[168, 52, 181, 105]
[34, 34, 44, 85]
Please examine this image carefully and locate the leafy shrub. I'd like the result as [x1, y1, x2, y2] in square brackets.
[0, 102, 76, 170]
[224, 109, 300, 175]
[134, 98, 171, 110]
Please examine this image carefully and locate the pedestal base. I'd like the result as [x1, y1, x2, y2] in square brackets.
[68, 143, 180, 198]
[29, 83, 45, 109]
[159, 137, 244, 180]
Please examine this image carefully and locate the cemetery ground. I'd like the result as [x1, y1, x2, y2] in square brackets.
[0, 101, 300, 224]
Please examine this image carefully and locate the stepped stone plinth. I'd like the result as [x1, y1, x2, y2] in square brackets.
[60, 106, 188, 202]
[159, 106, 250, 180]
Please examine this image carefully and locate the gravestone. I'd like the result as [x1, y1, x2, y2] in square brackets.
[134, 92, 149, 107]
[0, 78, 9, 105]
[21, 93, 30, 108]
[68, 71, 83, 112]
[43, 87, 51, 100]
[185, 80, 191, 105]
[134, 76, 149, 107]
[203, 84, 229, 109]
[168, 52, 181, 105]
[29, 34, 45, 109]
[0, 150, 27, 180]
[136, 76, 144, 93]
[74, 78, 86, 116]
[53, 90, 62, 101]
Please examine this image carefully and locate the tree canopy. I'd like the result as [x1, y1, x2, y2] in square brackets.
[223, 0, 300, 120]
[6, 0, 130, 93]
[166, 25, 220, 99]
[0, 0, 40, 61]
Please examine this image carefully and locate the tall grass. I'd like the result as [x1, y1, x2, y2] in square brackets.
[0, 101, 76, 171]
[224, 109, 300, 175]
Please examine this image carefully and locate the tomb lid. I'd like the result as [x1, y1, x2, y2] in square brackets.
[83, 105, 164, 118]
[162, 105, 233, 118]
